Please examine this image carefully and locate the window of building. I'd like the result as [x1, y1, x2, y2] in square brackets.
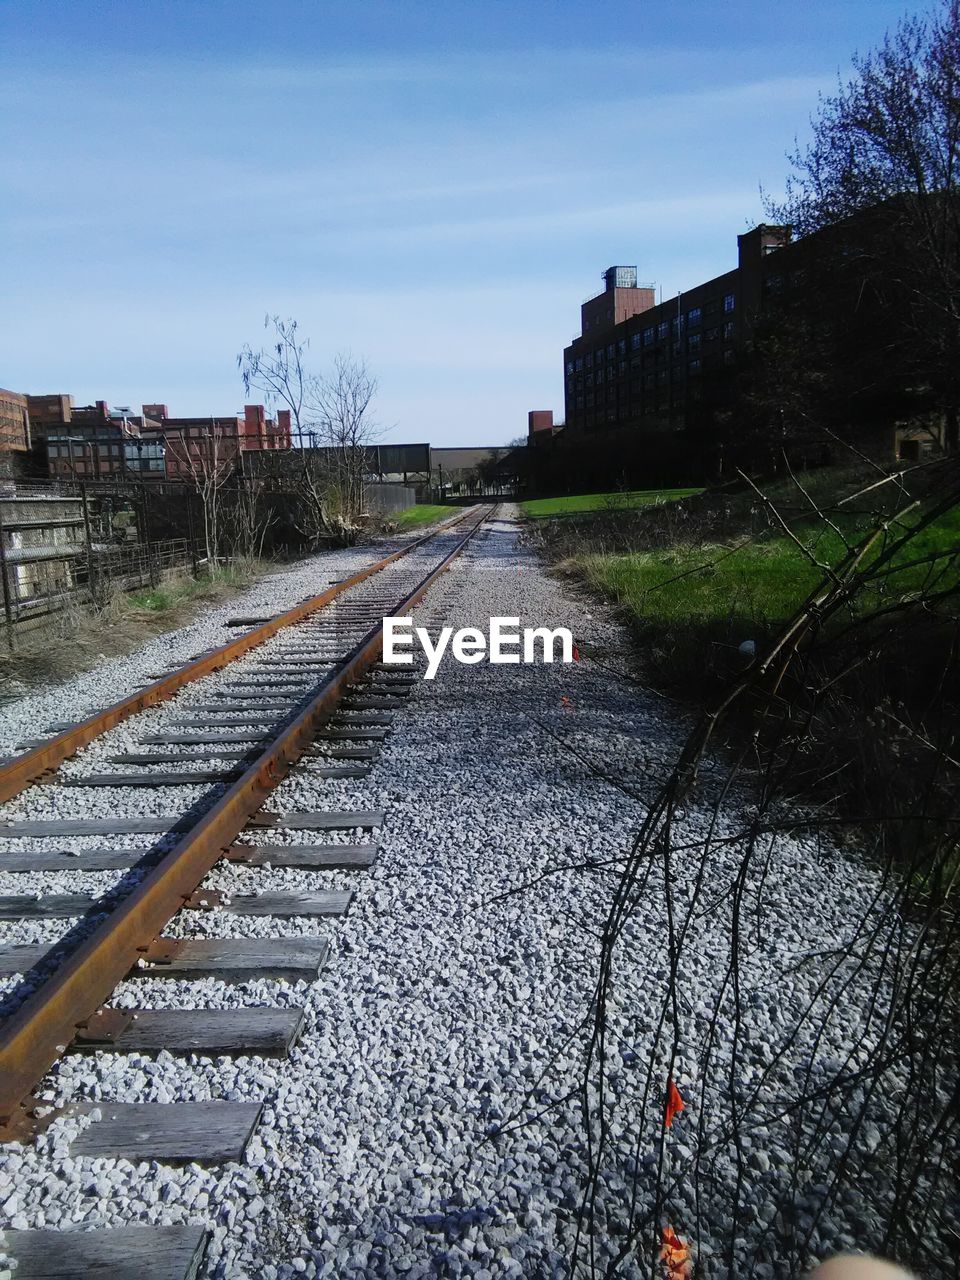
[672, 342, 683, 359]
[607, 343, 615, 359]
[764, 274, 784, 294]
[705, 326, 720, 342]
[657, 321, 669, 340]
[575, 357, 583, 372]
[643, 326, 654, 346]
[688, 332, 701, 351]
[630, 332, 642, 350]
[689, 358, 702, 374]
[704, 298, 720, 317]
[619, 360, 627, 376]
[618, 338, 627, 356]
[723, 293, 736, 312]
[687, 306, 701, 327]
[723, 348, 736, 365]
[671, 315, 682, 337]
[595, 369, 603, 385]
[584, 319, 591, 331]
[586, 372, 594, 387]
[586, 352, 594, 368]
[565, 361, 574, 375]
[723, 320, 735, 340]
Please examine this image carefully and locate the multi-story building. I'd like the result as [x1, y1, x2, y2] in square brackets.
[0, 389, 31, 455]
[28, 396, 146, 480]
[563, 226, 791, 435]
[140, 404, 292, 481]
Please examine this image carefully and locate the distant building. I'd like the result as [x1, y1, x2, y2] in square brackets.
[28, 396, 144, 480]
[563, 228, 790, 437]
[140, 404, 292, 481]
[0, 390, 31, 480]
[527, 410, 560, 446]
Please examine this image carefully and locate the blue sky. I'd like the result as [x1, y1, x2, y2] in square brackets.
[0, 0, 931, 446]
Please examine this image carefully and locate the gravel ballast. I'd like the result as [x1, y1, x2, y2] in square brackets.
[0, 507, 954, 1278]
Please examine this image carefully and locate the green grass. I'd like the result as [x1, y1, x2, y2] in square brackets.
[128, 564, 258, 614]
[391, 504, 455, 529]
[521, 488, 702, 519]
[574, 502, 960, 630]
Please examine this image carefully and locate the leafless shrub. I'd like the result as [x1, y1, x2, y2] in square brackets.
[520, 457, 960, 1276]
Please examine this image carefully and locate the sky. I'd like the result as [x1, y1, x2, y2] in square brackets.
[0, 0, 934, 446]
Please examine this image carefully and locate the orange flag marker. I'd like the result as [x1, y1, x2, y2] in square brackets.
[664, 1078, 685, 1128]
[660, 1225, 692, 1277]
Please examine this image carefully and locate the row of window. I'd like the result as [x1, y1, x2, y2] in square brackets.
[47, 442, 127, 459]
[568, 324, 734, 385]
[568, 298, 735, 374]
[569, 349, 736, 410]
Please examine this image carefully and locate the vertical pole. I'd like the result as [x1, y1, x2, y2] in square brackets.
[186, 498, 199, 575]
[80, 482, 99, 607]
[0, 505, 15, 646]
[141, 482, 158, 588]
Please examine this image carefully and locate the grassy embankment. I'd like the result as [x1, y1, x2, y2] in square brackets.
[530, 469, 959, 680]
[521, 488, 702, 519]
[529, 466, 960, 844]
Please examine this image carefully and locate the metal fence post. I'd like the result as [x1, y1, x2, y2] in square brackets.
[186, 499, 199, 575]
[79, 483, 100, 607]
[0, 505, 15, 648]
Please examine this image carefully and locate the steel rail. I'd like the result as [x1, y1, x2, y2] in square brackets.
[0, 508, 477, 805]
[0, 505, 495, 1132]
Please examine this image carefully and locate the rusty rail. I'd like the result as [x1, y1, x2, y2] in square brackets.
[0, 508, 475, 805]
[0, 505, 494, 1132]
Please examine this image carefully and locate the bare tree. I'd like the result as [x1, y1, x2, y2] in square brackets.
[238, 315, 314, 440]
[767, 0, 960, 447]
[164, 424, 235, 565]
[237, 319, 382, 546]
[312, 353, 380, 537]
[226, 466, 274, 560]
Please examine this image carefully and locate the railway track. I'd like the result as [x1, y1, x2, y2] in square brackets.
[0, 504, 495, 1278]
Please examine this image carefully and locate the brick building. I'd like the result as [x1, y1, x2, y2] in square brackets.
[140, 404, 292, 481]
[28, 395, 146, 480]
[528, 410, 560, 445]
[563, 226, 791, 435]
[0, 389, 31, 481]
[0, 389, 31, 454]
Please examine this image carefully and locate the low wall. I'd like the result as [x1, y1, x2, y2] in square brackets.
[365, 483, 417, 515]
